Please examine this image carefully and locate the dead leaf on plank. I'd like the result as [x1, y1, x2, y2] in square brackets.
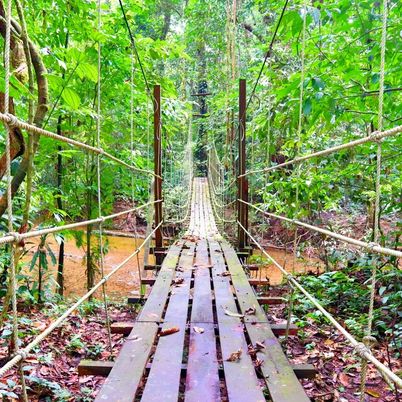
[183, 235, 200, 242]
[193, 264, 213, 269]
[193, 326, 205, 334]
[218, 271, 231, 277]
[173, 278, 184, 286]
[160, 327, 180, 337]
[226, 349, 242, 362]
[248, 345, 257, 357]
[255, 341, 265, 351]
[127, 335, 141, 341]
[224, 308, 244, 318]
[248, 341, 265, 357]
[245, 305, 256, 315]
[254, 358, 264, 368]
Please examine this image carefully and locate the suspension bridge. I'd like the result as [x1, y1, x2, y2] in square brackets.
[0, 0, 401, 401]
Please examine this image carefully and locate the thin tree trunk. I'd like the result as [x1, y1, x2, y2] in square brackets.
[56, 116, 65, 296]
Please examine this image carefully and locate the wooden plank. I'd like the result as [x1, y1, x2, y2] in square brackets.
[129, 295, 287, 306]
[209, 240, 265, 402]
[78, 360, 114, 377]
[185, 242, 220, 400]
[137, 244, 181, 322]
[112, 321, 297, 338]
[293, 364, 318, 379]
[221, 241, 310, 402]
[141, 243, 195, 402]
[79, 360, 317, 380]
[270, 323, 298, 337]
[257, 296, 287, 305]
[94, 322, 158, 402]
[249, 279, 270, 287]
[110, 322, 134, 335]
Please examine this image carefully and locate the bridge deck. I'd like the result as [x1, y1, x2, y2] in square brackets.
[95, 178, 309, 402]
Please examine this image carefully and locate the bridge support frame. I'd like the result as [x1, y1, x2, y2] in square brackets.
[237, 79, 249, 252]
[153, 85, 164, 264]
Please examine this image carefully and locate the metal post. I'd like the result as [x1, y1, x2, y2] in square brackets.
[153, 85, 163, 262]
[238, 79, 248, 250]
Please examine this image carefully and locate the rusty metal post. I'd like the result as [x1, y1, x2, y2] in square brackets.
[238, 79, 248, 251]
[153, 85, 163, 262]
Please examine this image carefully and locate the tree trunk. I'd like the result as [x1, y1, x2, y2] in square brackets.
[0, 2, 48, 217]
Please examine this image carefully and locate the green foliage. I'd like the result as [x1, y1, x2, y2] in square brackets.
[26, 375, 72, 401]
[66, 334, 85, 355]
[294, 262, 402, 342]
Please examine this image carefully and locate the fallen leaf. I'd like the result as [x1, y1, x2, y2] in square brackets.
[226, 348, 242, 362]
[255, 341, 265, 350]
[218, 271, 231, 277]
[128, 334, 141, 342]
[366, 389, 381, 398]
[183, 235, 200, 242]
[160, 327, 180, 337]
[193, 264, 213, 269]
[245, 306, 256, 315]
[173, 278, 184, 286]
[193, 326, 205, 334]
[224, 308, 244, 318]
[254, 358, 264, 368]
[338, 372, 349, 387]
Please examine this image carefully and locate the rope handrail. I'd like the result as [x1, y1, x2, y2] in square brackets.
[0, 222, 161, 377]
[238, 124, 402, 178]
[0, 200, 161, 246]
[208, 173, 236, 209]
[236, 221, 402, 389]
[239, 199, 402, 259]
[0, 112, 160, 179]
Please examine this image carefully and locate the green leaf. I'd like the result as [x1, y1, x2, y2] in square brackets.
[303, 98, 312, 115]
[76, 63, 98, 83]
[61, 87, 81, 110]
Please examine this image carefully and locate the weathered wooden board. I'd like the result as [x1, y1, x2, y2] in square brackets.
[141, 243, 195, 402]
[222, 241, 310, 402]
[209, 240, 265, 402]
[185, 241, 220, 400]
[137, 244, 182, 322]
[94, 322, 158, 402]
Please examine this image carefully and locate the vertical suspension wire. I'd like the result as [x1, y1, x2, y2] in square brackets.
[129, 48, 143, 288]
[292, 0, 307, 273]
[285, 0, 307, 348]
[95, 0, 113, 355]
[360, 0, 388, 398]
[4, 0, 28, 399]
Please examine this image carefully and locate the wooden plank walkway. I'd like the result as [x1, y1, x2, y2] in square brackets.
[95, 178, 310, 402]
